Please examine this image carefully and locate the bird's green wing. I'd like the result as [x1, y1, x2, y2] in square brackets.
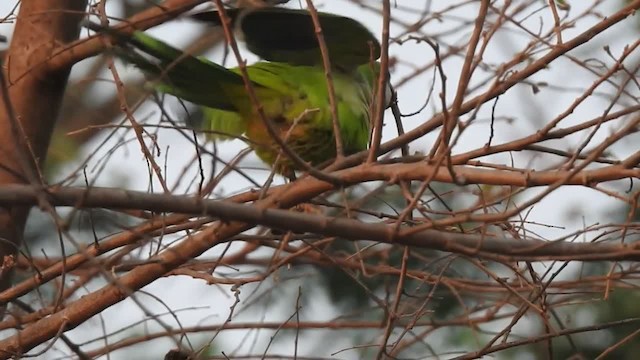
[199, 61, 332, 142]
[200, 61, 376, 152]
[192, 8, 381, 69]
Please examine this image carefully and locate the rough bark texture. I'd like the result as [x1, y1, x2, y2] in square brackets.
[0, 0, 87, 296]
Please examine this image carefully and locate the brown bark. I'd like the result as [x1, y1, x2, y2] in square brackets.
[0, 1, 87, 294]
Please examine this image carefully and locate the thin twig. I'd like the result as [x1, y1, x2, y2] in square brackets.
[304, 0, 344, 159]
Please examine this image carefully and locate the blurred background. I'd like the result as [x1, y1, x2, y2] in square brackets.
[1, 0, 640, 359]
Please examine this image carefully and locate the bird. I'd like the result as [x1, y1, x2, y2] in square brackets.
[86, 7, 391, 178]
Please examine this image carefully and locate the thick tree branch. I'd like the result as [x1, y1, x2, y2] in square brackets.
[0, 183, 636, 262]
[0, 0, 87, 296]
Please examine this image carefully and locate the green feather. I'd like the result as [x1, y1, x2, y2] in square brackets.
[87, 15, 385, 176]
[200, 107, 247, 140]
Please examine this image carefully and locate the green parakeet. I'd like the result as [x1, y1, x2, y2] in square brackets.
[87, 8, 389, 177]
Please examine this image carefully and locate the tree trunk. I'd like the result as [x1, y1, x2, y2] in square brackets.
[0, 0, 87, 300]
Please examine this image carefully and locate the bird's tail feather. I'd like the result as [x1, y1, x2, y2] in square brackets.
[84, 21, 244, 111]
